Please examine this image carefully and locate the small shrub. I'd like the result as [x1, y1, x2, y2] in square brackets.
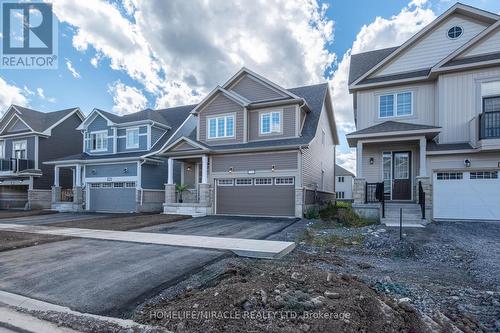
[304, 207, 320, 219]
[319, 201, 337, 220]
[335, 201, 352, 208]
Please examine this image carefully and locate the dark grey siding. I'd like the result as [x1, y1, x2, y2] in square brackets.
[89, 187, 136, 212]
[199, 94, 244, 145]
[216, 182, 294, 216]
[4, 136, 35, 161]
[141, 162, 168, 189]
[35, 114, 83, 189]
[248, 106, 297, 141]
[85, 162, 137, 178]
[0, 109, 16, 132]
[229, 75, 285, 101]
[212, 152, 298, 172]
[7, 119, 30, 133]
[151, 126, 166, 145]
[182, 162, 196, 187]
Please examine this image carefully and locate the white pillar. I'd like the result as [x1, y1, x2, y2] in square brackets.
[54, 166, 60, 187]
[75, 164, 82, 187]
[419, 137, 427, 177]
[167, 158, 174, 184]
[356, 141, 363, 178]
[201, 155, 208, 184]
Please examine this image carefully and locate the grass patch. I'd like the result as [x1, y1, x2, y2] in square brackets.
[317, 202, 377, 228]
[302, 228, 365, 248]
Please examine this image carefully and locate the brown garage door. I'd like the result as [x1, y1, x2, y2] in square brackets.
[216, 177, 295, 217]
[0, 185, 28, 209]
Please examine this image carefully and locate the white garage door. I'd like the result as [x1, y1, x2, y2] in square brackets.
[433, 171, 500, 221]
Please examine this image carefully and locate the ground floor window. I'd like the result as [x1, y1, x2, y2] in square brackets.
[336, 191, 345, 199]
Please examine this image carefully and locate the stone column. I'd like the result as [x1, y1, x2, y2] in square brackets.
[416, 176, 432, 221]
[198, 183, 210, 205]
[164, 184, 176, 204]
[73, 186, 83, 204]
[352, 178, 366, 204]
[51, 186, 61, 203]
[419, 137, 427, 177]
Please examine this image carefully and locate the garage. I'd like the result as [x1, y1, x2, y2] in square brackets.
[215, 177, 295, 217]
[0, 185, 28, 209]
[88, 182, 137, 213]
[433, 170, 500, 221]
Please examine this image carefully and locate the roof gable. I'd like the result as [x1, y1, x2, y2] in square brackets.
[190, 86, 249, 115]
[6, 118, 30, 133]
[227, 73, 288, 102]
[350, 3, 499, 88]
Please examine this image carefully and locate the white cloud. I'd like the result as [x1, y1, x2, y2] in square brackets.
[336, 150, 357, 175]
[108, 81, 148, 115]
[65, 59, 81, 79]
[50, 0, 335, 109]
[36, 88, 56, 103]
[0, 78, 28, 112]
[330, 0, 436, 136]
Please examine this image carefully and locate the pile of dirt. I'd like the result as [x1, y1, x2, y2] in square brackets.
[0, 209, 56, 219]
[0, 231, 69, 252]
[135, 254, 427, 333]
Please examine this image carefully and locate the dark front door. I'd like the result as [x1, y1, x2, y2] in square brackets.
[392, 151, 411, 200]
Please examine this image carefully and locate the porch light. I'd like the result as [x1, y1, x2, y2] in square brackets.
[464, 159, 471, 168]
[369, 158, 374, 165]
[271, 165, 276, 172]
[229, 167, 233, 173]
[186, 166, 192, 171]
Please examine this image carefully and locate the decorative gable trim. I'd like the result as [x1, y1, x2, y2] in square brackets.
[190, 86, 250, 115]
[161, 136, 210, 154]
[0, 106, 35, 134]
[43, 108, 85, 135]
[76, 108, 115, 130]
[349, 3, 499, 89]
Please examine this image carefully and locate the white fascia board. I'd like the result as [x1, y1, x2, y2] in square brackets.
[346, 128, 441, 139]
[77, 109, 115, 130]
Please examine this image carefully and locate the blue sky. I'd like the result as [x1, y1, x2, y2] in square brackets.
[1, 0, 499, 172]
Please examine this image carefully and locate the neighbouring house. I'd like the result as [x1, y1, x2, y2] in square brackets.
[158, 67, 339, 217]
[335, 164, 354, 201]
[0, 105, 84, 210]
[347, 3, 500, 223]
[46, 106, 195, 212]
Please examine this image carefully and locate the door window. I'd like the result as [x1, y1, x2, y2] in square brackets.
[382, 152, 392, 198]
[393, 153, 409, 179]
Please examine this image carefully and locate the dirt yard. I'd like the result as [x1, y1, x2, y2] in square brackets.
[0, 209, 56, 219]
[47, 213, 190, 231]
[0, 231, 69, 252]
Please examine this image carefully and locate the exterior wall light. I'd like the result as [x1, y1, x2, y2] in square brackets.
[464, 159, 471, 167]
[369, 158, 374, 165]
[123, 168, 128, 174]
[271, 165, 276, 172]
[229, 167, 233, 173]
[91, 169, 96, 175]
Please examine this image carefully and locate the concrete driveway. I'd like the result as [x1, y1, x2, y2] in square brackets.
[0, 216, 296, 317]
[0, 212, 110, 225]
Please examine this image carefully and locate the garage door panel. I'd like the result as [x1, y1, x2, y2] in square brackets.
[89, 183, 137, 213]
[0, 186, 28, 209]
[434, 171, 500, 221]
[217, 183, 294, 217]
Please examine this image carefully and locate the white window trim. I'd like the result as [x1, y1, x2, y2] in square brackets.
[378, 91, 413, 119]
[0, 141, 5, 159]
[275, 177, 294, 185]
[217, 179, 234, 186]
[207, 113, 236, 139]
[125, 127, 140, 149]
[235, 178, 253, 186]
[255, 177, 273, 186]
[259, 109, 283, 135]
[90, 130, 108, 152]
[12, 139, 27, 159]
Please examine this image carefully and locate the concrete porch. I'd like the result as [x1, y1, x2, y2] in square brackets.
[51, 164, 85, 212]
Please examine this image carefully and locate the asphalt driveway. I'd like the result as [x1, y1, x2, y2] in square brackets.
[0, 216, 296, 317]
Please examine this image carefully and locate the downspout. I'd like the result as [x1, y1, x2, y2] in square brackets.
[299, 145, 306, 209]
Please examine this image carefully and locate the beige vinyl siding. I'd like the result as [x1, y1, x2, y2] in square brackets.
[229, 75, 285, 101]
[458, 26, 500, 59]
[198, 94, 244, 145]
[356, 82, 436, 130]
[171, 141, 197, 151]
[248, 106, 297, 141]
[301, 104, 335, 193]
[372, 14, 488, 77]
[427, 151, 500, 173]
[212, 151, 298, 172]
[437, 67, 500, 143]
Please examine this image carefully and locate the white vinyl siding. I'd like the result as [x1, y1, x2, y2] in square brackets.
[458, 26, 500, 59]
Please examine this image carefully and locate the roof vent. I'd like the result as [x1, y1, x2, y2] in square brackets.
[447, 26, 463, 39]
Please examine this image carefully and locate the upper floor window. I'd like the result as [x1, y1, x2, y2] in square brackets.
[483, 96, 500, 113]
[126, 128, 140, 149]
[447, 26, 463, 39]
[379, 92, 412, 118]
[338, 176, 344, 183]
[12, 140, 27, 159]
[0, 142, 4, 159]
[260, 111, 281, 135]
[91, 131, 108, 152]
[208, 115, 234, 139]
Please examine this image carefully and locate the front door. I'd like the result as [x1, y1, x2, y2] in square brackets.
[392, 151, 411, 200]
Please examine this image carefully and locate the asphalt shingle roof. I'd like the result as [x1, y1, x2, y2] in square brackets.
[443, 52, 500, 67]
[359, 69, 431, 85]
[10, 105, 77, 132]
[427, 142, 473, 151]
[348, 46, 399, 85]
[348, 121, 441, 136]
[335, 164, 355, 177]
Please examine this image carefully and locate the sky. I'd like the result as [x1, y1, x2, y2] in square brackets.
[1, 0, 500, 173]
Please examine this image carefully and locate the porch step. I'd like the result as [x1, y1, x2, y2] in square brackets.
[382, 203, 427, 227]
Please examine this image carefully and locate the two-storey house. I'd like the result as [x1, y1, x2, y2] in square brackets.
[347, 3, 500, 222]
[46, 105, 194, 212]
[0, 105, 84, 209]
[159, 67, 339, 217]
[335, 164, 354, 201]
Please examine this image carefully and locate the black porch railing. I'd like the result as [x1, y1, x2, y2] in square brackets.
[418, 181, 425, 219]
[0, 158, 35, 173]
[365, 182, 385, 218]
[480, 111, 500, 139]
